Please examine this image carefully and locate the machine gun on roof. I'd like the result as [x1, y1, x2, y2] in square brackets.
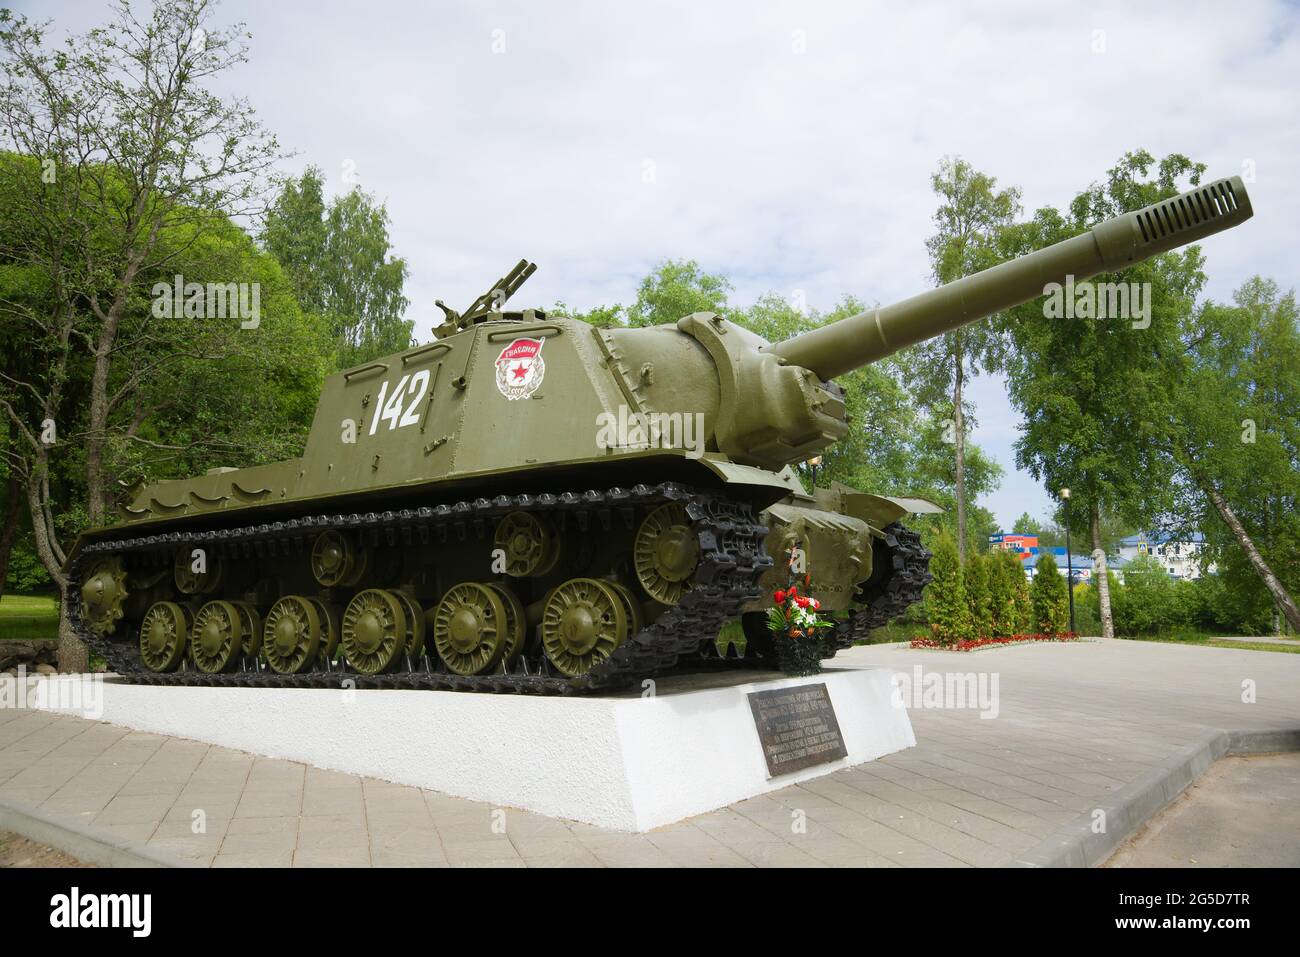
[435, 259, 538, 337]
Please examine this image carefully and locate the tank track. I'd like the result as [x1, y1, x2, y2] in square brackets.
[826, 522, 931, 654]
[67, 483, 771, 695]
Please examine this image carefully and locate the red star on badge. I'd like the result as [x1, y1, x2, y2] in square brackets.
[511, 363, 527, 380]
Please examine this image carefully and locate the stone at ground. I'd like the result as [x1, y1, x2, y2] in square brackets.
[0, 640, 58, 672]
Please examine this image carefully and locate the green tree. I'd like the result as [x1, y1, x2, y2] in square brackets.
[1160, 278, 1300, 633]
[925, 531, 970, 644]
[902, 157, 1020, 562]
[1011, 556, 1034, 633]
[0, 1, 288, 669]
[550, 301, 625, 329]
[1003, 150, 1212, 641]
[965, 552, 993, 638]
[1118, 555, 1179, 634]
[1030, 554, 1069, 635]
[263, 168, 412, 368]
[0, 467, 22, 600]
[907, 402, 1003, 553]
[0, 0, 284, 535]
[117, 220, 333, 484]
[1011, 512, 1042, 537]
[260, 167, 329, 311]
[987, 550, 1018, 637]
[627, 259, 731, 327]
[1080, 571, 1125, 635]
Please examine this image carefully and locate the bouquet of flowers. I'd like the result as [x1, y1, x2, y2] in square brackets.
[765, 577, 834, 676]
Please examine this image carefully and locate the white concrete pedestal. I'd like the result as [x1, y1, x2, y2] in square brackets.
[36, 667, 914, 831]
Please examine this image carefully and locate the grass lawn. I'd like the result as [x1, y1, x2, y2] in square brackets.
[1119, 632, 1300, 655]
[0, 594, 60, 641]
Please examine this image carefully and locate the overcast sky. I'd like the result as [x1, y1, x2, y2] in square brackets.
[23, 0, 1300, 529]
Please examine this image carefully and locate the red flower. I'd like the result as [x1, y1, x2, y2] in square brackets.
[795, 596, 810, 608]
[774, 590, 786, 604]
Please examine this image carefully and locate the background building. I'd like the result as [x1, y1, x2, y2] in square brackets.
[1118, 533, 1213, 579]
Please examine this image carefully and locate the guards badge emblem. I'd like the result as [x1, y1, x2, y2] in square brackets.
[495, 337, 545, 400]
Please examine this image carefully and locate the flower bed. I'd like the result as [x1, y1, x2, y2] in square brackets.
[909, 633, 1080, 652]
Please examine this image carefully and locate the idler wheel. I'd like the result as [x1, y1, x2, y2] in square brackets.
[633, 504, 699, 605]
[262, 596, 322, 674]
[431, 583, 507, 676]
[540, 578, 628, 678]
[493, 511, 558, 577]
[139, 601, 191, 672]
[80, 557, 129, 636]
[341, 588, 408, 675]
[190, 600, 244, 674]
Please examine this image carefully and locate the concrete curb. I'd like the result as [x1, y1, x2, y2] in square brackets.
[1013, 727, 1300, 868]
[0, 796, 191, 868]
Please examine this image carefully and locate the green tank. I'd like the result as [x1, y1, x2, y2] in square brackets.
[68, 176, 1254, 693]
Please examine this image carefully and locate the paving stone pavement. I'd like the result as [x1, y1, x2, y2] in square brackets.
[1104, 752, 1300, 867]
[1, 637, 1296, 867]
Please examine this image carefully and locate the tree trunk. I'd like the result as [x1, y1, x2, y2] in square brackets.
[85, 332, 115, 526]
[0, 473, 21, 602]
[24, 457, 66, 590]
[56, 582, 87, 674]
[1090, 501, 1114, 640]
[953, 356, 967, 564]
[22, 460, 83, 673]
[86, 256, 142, 526]
[1200, 481, 1300, 633]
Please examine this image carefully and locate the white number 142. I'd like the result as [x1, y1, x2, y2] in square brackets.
[368, 370, 430, 435]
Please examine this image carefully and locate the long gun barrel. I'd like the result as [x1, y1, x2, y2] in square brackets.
[765, 176, 1253, 380]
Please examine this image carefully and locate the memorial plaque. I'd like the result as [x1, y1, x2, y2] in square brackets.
[747, 683, 848, 777]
